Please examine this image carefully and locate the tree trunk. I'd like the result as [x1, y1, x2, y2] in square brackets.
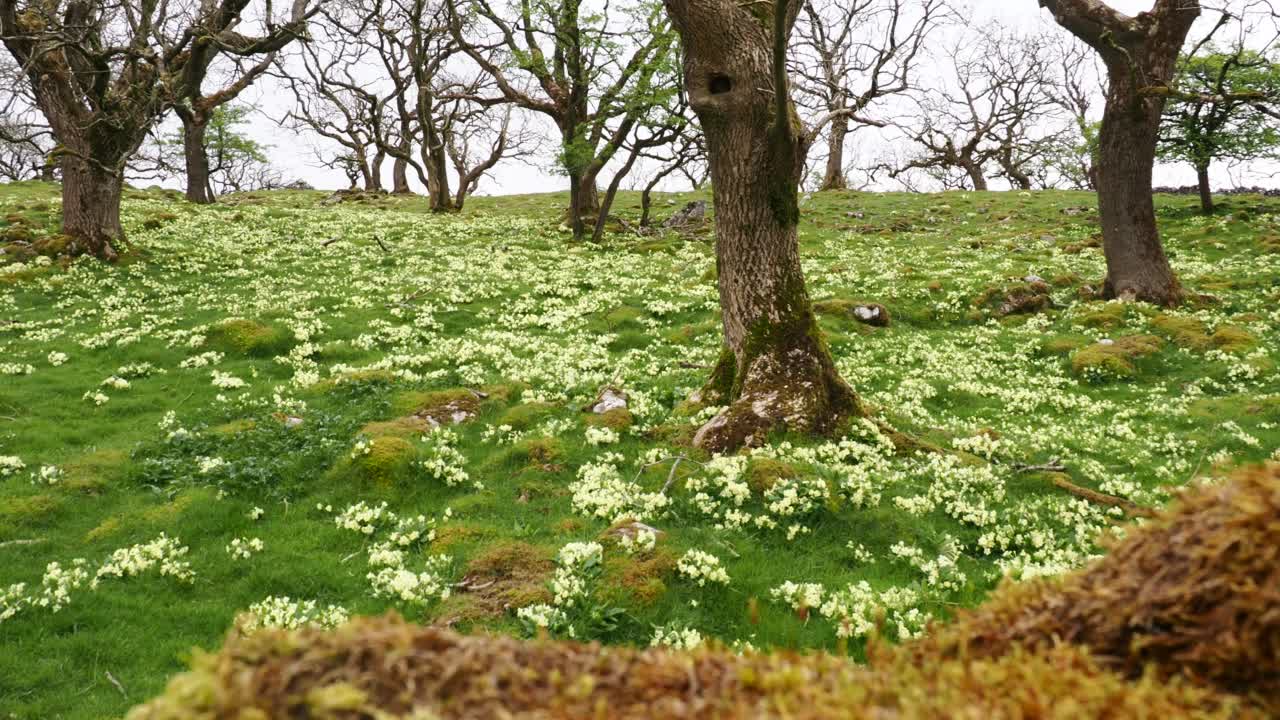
[568, 172, 600, 239]
[368, 150, 385, 192]
[1040, 0, 1195, 307]
[60, 154, 124, 261]
[1196, 163, 1213, 214]
[181, 113, 214, 204]
[666, 0, 859, 453]
[1094, 63, 1180, 304]
[963, 162, 988, 191]
[817, 115, 848, 191]
[423, 120, 454, 212]
[39, 156, 56, 182]
[392, 155, 411, 195]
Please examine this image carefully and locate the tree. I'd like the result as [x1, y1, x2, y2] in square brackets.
[0, 56, 54, 181]
[1037, 0, 1201, 306]
[892, 25, 1058, 191]
[1159, 47, 1280, 213]
[792, 0, 952, 191]
[450, 0, 679, 239]
[167, 0, 315, 205]
[0, 0, 311, 259]
[663, 0, 860, 452]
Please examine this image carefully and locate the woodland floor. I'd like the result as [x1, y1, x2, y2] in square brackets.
[1, 182, 1278, 718]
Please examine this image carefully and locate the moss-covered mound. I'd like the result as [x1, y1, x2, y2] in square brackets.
[1071, 334, 1164, 378]
[909, 462, 1280, 710]
[128, 616, 1250, 720]
[206, 318, 296, 357]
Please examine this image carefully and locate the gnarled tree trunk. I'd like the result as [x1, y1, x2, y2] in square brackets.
[61, 154, 124, 261]
[963, 161, 988, 191]
[666, 0, 859, 453]
[1039, 0, 1196, 306]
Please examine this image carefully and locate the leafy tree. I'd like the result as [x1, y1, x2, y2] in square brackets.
[1159, 47, 1280, 213]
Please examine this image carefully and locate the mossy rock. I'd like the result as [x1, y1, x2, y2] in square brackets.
[1210, 325, 1257, 353]
[206, 318, 296, 357]
[31, 234, 71, 257]
[141, 212, 179, 230]
[969, 281, 1052, 318]
[745, 458, 799, 493]
[585, 408, 633, 430]
[1071, 335, 1164, 379]
[813, 299, 891, 327]
[391, 388, 484, 426]
[497, 402, 558, 430]
[1151, 314, 1211, 350]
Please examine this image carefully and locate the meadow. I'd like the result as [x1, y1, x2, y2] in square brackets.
[1, 181, 1278, 718]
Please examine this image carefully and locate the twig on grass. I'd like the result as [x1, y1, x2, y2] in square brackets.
[105, 671, 127, 699]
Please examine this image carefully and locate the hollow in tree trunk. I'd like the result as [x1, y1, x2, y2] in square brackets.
[665, 0, 859, 453]
[817, 115, 848, 191]
[60, 154, 124, 261]
[181, 113, 214, 204]
[1196, 163, 1213, 214]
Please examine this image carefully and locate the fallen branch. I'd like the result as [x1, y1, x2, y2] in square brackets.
[1047, 474, 1154, 518]
[374, 235, 390, 253]
[321, 237, 341, 247]
[0, 537, 45, 549]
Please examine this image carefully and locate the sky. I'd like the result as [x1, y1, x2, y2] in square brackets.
[224, 0, 1277, 196]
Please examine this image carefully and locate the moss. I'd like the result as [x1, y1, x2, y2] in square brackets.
[602, 305, 645, 329]
[452, 541, 555, 617]
[431, 524, 487, 553]
[600, 549, 677, 608]
[1210, 325, 1257, 353]
[1075, 302, 1128, 330]
[745, 458, 799, 493]
[141, 212, 179, 230]
[85, 516, 122, 543]
[497, 402, 558, 429]
[344, 436, 418, 488]
[585, 408, 633, 430]
[813, 299, 891, 327]
[1040, 334, 1091, 355]
[62, 448, 129, 491]
[210, 419, 257, 436]
[310, 369, 400, 393]
[140, 492, 197, 525]
[358, 417, 430, 439]
[0, 494, 60, 524]
[206, 318, 295, 357]
[1071, 335, 1164, 379]
[1050, 273, 1081, 287]
[1152, 314, 1211, 349]
[664, 320, 718, 345]
[909, 462, 1280, 710]
[969, 281, 1052, 318]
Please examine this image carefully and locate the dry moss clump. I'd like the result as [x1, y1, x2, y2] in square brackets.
[908, 462, 1280, 711]
[128, 615, 1254, 720]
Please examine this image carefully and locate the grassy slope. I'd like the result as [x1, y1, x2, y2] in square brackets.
[0, 181, 1278, 718]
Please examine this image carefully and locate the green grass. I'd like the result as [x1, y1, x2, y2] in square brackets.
[1, 181, 1278, 718]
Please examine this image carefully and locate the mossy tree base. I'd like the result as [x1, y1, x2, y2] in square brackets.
[693, 332, 860, 454]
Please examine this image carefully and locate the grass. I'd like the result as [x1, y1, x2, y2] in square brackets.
[1, 181, 1278, 718]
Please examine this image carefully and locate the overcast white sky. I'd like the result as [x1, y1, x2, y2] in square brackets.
[227, 0, 1276, 196]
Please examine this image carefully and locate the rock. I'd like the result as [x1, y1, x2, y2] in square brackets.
[591, 387, 628, 414]
[1039, 234, 1056, 246]
[853, 303, 891, 327]
[661, 201, 707, 230]
[606, 521, 665, 541]
[1024, 274, 1045, 284]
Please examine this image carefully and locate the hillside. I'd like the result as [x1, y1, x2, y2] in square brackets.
[1, 182, 1278, 717]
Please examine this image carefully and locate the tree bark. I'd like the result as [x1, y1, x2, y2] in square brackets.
[1196, 163, 1213, 214]
[181, 113, 214, 204]
[392, 156, 411, 194]
[422, 117, 454, 212]
[368, 150, 385, 192]
[60, 155, 124, 261]
[1039, 0, 1195, 306]
[817, 115, 848, 191]
[963, 162, 988, 191]
[665, 0, 859, 453]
